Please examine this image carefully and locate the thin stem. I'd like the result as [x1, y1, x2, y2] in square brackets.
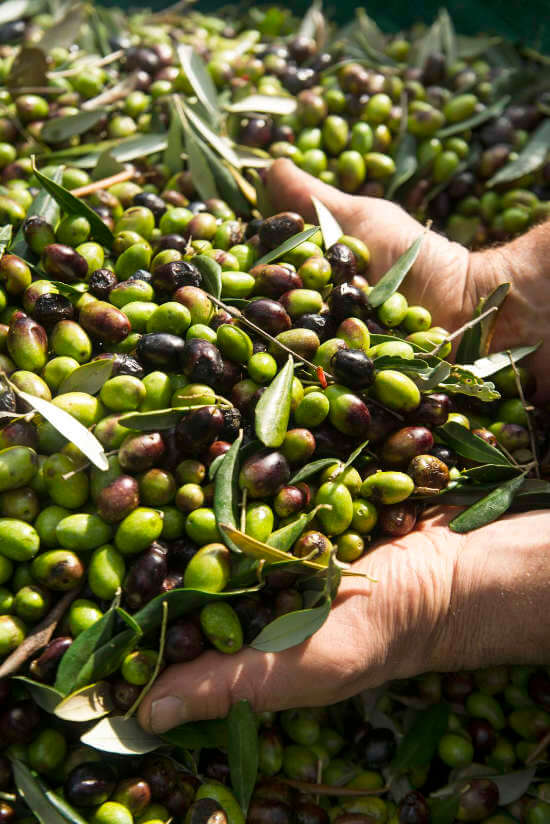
[507, 350, 540, 479]
[427, 305, 499, 358]
[526, 727, 550, 764]
[240, 488, 248, 533]
[71, 168, 135, 197]
[124, 600, 169, 720]
[10, 86, 66, 95]
[279, 778, 389, 797]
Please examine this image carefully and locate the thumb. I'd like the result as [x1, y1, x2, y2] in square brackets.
[265, 158, 357, 225]
[138, 646, 311, 734]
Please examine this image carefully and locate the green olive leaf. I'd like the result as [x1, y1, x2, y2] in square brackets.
[118, 405, 209, 430]
[386, 133, 418, 200]
[255, 355, 294, 447]
[267, 504, 330, 552]
[414, 361, 452, 391]
[438, 8, 457, 64]
[225, 95, 297, 116]
[11, 164, 64, 258]
[81, 716, 164, 755]
[91, 150, 125, 181]
[0, 0, 40, 24]
[41, 110, 108, 144]
[409, 16, 442, 68]
[438, 420, 512, 466]
[466, 343, 541, 378]
[15, 388, 109, 471]
[367, 232, 425, 308]
[220, 523, 332, 572]
[49, 280, 89, 298]
[12, 676, 63, 714]
[55, 600, 119, 695]
[162, 718, 228, 749]
[183, 101, 241, 167]
[341, 439, 370, 472]
[12, 760, 89, 824]
[254, 226, 320, 267]
[456, 283, 510, 363]
[290, 459, 340, 484]
[58, 357, 115, 395]
[436, 97, 510, 138]
[311, 195, 343, 250]
[250, 599, 331, 652]
[0, 225, 13, 258]
[109, 133, 168, 163]
[462, 464, 523, 484]
[214, 430, 243, 553]
[181, 112, 219, 202]
[38, 2, 86, 51]
[54, 681, 114, 722]
[200, 142, 252, 215]
[373, 356, 429, 373]
[449, 472, 527, 533]
[489, 120, 550, 186]
[164, 99, 185, 175]
[31, 158, 114, 248]
[176, 44, 221, 126]
[6, 46, 47, 89]
[192, 255, 222, 300]
[228, 700, 258, 815]
[392, 702, 450, 771]
[440, 366, 501, 402]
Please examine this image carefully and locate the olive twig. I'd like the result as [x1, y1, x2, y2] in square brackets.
[426, 305, 499, 358]
[279, 778, 390, 796]
[0, 587, 81, 680]
[507, 350, 540, 479]
[124, 600, 169, 720]
[71, 168, 136, 197]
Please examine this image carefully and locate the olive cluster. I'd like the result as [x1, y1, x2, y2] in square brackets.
[1, 662, 549, 824]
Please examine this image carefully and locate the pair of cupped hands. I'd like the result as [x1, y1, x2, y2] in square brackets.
[139, 159, 550, 736]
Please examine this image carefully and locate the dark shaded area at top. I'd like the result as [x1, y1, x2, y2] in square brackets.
[97, 0, 550, 51]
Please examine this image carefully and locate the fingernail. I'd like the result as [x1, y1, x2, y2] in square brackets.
[151, 696, 186, 734]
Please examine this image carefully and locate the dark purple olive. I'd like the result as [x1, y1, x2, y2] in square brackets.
[166, 773, 200, 817]
[421, 51, 446, 85]
[128, 268, 153, 283]
[119, 432, 165, 473]
[250, 264, 303, 299]
[381, 426, 434, 466]
[113, 778, 152, 816]
[240, 117, 273, 149]
[429, 444, 457, 467]
[220, 406, 242, 441]
[295, 313, 334, 341]
[143, 755, 177, 800]
[296, 801, 330, 824]
[180, 338, 224, 385]
[167, 538, 198, 571]
[331, 348, 375, 389]
[124, 543, 168, 610]
[111, 678, 141, 712]
[89, 268, 118, 300]
[457, 779, 499, 821]
[32, 292, 75, 329]
[42, 243, 88, 282]
[353, 724, 396, 768]
[96, 475, 140, 522]
[398, 791, 430, 824]
[379, 501, 417, 537]
[188, 798, 228, 824]
[479, 116, 515, 147]
[328, 283, 369, 322]
[202, 749, 230, 784]
[165, 618, 205, 663]
[413, 393, 450, 427]
[313, 422, 358, 459]
[137, 332, 186, 369]
[244, 299, 292, 335]
[102, 352, 144, 378]
[154, 233, 190, 253]
[64, 762, 117, 808]
[125, 45, 160, 74]
[239, 450, 290, 498]
[0, 700, 40, 744]
[443, 671, 474, 702]
[326, 243, 358, 284]
[408, 454, 449, 490]
[29, 635, 72, 683]
[134, 191, 166, 219]
[248, 798, 293, 824]
[467, 719, 496, 756]
[152, 260, 202, 292]
[259, 212, 304, 250]
[234, 596, 274, 644]
[175, 405, 224, 456]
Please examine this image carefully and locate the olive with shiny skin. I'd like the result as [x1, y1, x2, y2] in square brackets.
[64, 762, 117, 808]
[239, 450, 290, 498]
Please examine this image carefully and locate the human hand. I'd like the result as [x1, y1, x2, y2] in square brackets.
[138, 509, 550, 734]
[265, 159, 550, 402]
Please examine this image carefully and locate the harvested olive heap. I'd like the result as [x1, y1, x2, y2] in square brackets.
[0, 2, 549, 823]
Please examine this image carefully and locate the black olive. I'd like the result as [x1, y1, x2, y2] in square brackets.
[331, 348, 375, 389]
[133, 191, 167, 220]
[136, 332, 186, 369]
[88, 268, 118, 300]
[180, 338, 224, 385]
[152, 260, 202, 292]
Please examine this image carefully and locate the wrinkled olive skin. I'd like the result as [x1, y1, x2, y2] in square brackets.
[180, 338, 224, 385]
[31, 549, 84, 590]
[65, 762, 117, 808]
[239, 450, 290, 498]
[409, 454, 450, 489]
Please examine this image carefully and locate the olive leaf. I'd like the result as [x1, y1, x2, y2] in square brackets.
[0, 0, 40, 24]
[181, 113, 219, 202]
[109, 133, 168, 163]
[439, 421, 512, 466]
[12, 676, 63, 714]
[248, 168, 274, 218]
[267, 504, 331, 552]
[250, 599, 331, 652]
[414, 361, 452, 391]
[462, 464, 522, 484]
[176, 44, 221, 126]
[200, 142, 252, 215]
[81, 716, 164, 755]
[124, 602, 169, 719]
[225, 95, 297, 115]
[40, 110, 108, 144]
[255, 355, 294, 447]
[467, 343, 541, 378]
[0, 225, 13, 258]
[438, 9, 457, 65]
[367, 232, 425, 308]
[436, 97, 510, 139]
[299, 0, 324, 42]
[12, 167, 74, 242]
[162, 718, 228, 749]
[49, 280, 88, 297]
[192, 254, 222, 300]
[489, 767, 537, 805]
[441, 366, 501, 402]
[311, 195, 343, 250]
[14, 388, 109, 471]
[12, 760, 89, 824]
[290, 459, 340, 484]
[410, 16, 442, 68]
[456, 283, 510, 363]
[386, 133, 418, 199]
[255, 226, 320, 267]
[228, 700, 258, 815]
[91, 150, 125, 181]
[392, 702, 450, 771]
[214, 430, 244, 551]
[54, 681, 114, 722]
[58, 357, 115, 395]
[164, 99, 185, 175]
[6, 46, 47, 89]
[38, 2, 86, 51]
[373, 356, 429, 373]
[118, 405, 209, 431]
[31, 159, 114, 248]
[341, 439, 371, 472]
[183, 101, 241, 168]
[449, 472, 527, 533]
[55, 599, 119, 695]
[489, 120, 550, 186]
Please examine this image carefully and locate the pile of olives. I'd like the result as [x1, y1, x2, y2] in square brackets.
[0, 662, 549, 823]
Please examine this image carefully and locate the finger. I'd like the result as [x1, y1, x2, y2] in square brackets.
[265, 158, 357, 225]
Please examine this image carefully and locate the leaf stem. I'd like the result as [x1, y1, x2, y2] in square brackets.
[507, 350, 540, 479]
[428, 305, 499, 358]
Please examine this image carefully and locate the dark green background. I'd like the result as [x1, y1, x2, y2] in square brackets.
[100, 0, 550, 50]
